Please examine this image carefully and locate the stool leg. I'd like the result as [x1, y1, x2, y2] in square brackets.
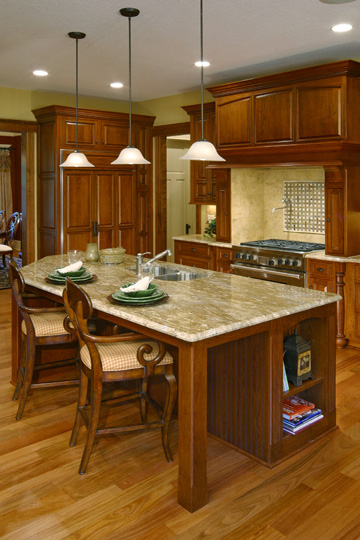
[70, 369, 88, 447]
[15, 336, 36, 420]
[12, 333, 26, 401]
[140, 376, 148, 423]
[161, 368, 177, 463]
[78, 376, 102, 474]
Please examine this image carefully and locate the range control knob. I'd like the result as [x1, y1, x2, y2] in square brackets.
[277, 258, 283, 265]
[269, 259, 276, 266]
[241, 253, 247, 260]
[292, 260, 299, 267]
[248, 254, 254, 261]
[284, 259, 291, 266]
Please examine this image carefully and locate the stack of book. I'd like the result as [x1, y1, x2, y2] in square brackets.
[283, 396, 323, 435]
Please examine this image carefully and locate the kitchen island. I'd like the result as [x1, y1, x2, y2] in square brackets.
[14, 254, 340, 512]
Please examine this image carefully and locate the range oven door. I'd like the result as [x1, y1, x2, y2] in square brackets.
[231, 263, 305, 287]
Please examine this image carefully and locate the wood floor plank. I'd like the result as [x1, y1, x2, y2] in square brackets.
[3, 289, 360, 538]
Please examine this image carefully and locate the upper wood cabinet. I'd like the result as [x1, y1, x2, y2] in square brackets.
[32, 105, 155, 258]
[182, 103, 218, 204]
[208, 60, 360, 152]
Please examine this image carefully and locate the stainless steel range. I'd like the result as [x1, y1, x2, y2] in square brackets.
[231, 239, 325, 287]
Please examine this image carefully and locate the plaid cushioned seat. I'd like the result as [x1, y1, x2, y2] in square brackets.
[80, 340, 174, 372]
[21, 312, 70, 337]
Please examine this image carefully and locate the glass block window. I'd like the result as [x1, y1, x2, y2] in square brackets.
[283, 181, 325, 233]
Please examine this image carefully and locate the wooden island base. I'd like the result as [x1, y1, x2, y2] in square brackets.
[14, 256, 338, 511]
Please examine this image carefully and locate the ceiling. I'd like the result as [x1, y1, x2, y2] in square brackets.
[1, 0, 360, 103]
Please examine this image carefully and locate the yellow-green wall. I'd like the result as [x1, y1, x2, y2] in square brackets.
[0, 86, 213, 125]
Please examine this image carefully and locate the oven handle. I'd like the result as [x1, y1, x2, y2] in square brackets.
[231, 264, 303, 280]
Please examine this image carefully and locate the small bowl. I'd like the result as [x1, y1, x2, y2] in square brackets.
[121, 282, 158, 298]
[99, 247, 126, 265]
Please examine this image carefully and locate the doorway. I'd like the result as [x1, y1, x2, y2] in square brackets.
[166, 136, 195, 261]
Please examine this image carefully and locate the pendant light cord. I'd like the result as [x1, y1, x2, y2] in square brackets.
[200, 0, 204, 141]
[128, 13, 133, 147]
[75, 36, 79, 153]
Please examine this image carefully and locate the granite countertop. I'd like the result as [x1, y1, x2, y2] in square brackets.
[305, 251, 360, 263]
[172, 234, 233, 249]
[20, 254, 341, 343]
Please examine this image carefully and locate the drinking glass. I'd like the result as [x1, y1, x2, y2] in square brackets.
[67, 250, 83, 264]
[140, 262, 154, 281]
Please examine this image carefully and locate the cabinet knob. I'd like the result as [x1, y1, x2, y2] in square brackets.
[192, 248, 196, 252]
[326, 218, 331, 222]
[309, 286, 313, 289]
[225, 212, 228, 216]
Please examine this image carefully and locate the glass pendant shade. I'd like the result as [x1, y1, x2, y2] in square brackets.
[111, 146, 150, 165]
[181, 0, 225, 163]
[60, 32, 94, 168]
[180, 139, 225, 161]
[112, 8, 150, 166]
[60, 151, 95, 168]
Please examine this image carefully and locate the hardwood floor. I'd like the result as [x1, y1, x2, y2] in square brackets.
[1, 287, 360, 539]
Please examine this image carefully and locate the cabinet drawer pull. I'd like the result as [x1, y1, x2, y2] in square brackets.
[223, 254, 228, 258]
[317, 267, 324, 272]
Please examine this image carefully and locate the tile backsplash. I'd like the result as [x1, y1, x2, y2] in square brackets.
[231, 167, 325, 245]
[283, 181, 325, 234]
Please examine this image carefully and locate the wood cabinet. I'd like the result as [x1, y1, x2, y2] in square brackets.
[209, 61, 360, 150]
[208, 60, 360, 258]
[307, 258, 347, 349]
[182, 103, 217, 204]
[32, 105, 155, 257]
[174, 240, 215, 270]
[344, 263, 360, 348]
[215, 247, 233, 273]
[174, 239, 234, 274]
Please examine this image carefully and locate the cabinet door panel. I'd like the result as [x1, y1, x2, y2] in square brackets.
[62, 117, 98, 148]
[254, 90, 293, 144]
[217, 96, 252, 147]
[177, 255, 212, 269]
[118, 171, 135, 226]
[95, 172, 118, 249]
[119, 227, 135, 255]
[101, 121, 128, 149]
[63, 171, 93, 252]
[308, 276, 335, 293]
[297, 86, 343, 141]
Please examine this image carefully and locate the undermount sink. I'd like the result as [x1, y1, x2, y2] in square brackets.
[155, 271, 208, 281]
[127, 265, 180, 276]
[126, 265, 208, 281]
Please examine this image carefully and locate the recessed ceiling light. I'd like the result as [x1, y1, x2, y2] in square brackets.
[110, 82, 124, 88]
[332, 23, 353, 32]
[195, 61, 210, 67]
[33, 70, 48, 77]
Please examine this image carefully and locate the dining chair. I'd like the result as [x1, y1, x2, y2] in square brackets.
[9, 260, 79, 420]
[63, 277, 177, 474]
[0, 211, 20, 267]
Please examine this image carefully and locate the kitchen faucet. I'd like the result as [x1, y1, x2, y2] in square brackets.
[135, 249, 172, 275]
[272, 198, 291, 214]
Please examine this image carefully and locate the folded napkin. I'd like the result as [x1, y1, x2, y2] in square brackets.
[57, 261, 83, 274]
[120, 276, 150, 292]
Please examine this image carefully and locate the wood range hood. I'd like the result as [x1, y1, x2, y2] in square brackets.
[207, 60, 360, 257]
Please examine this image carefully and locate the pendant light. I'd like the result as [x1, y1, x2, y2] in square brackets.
[181, 0, 225, 162]
[111, 8, 150, 165]
[60, 32, 94, 168]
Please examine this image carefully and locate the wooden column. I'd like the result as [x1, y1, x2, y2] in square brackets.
[335, 262, 348, 349]
[178, 340, 208, 512]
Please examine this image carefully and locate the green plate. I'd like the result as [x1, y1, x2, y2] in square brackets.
[46, 271, 94, 284]
[111, 290, 167, 305]
[113, 288, 164, 302]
